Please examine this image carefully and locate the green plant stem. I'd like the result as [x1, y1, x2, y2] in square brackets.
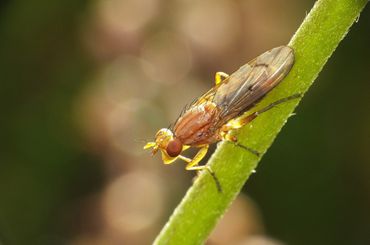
[153, 0, 368, 244]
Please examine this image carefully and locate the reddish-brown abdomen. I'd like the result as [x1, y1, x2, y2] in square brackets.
[174, 102, 220, 146]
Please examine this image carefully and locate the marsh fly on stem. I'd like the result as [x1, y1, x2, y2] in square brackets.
[144, 46, 300, 192]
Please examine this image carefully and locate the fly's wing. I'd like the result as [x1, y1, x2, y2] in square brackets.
[171, 79, 220, 130]
[212, 46, 294, 126]
[179, 73, 226, 114]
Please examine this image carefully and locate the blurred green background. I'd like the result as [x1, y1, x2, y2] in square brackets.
[0, 0, 369, 244]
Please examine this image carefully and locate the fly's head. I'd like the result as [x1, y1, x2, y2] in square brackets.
[144, 128, 183, 164]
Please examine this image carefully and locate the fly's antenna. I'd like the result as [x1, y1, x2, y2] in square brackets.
[134, 138, 151, 144]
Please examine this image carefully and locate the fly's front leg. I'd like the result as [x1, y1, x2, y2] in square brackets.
[215, 72, 229, 85]
[178, 145, 222, 192]
[177, 145, 209, 168]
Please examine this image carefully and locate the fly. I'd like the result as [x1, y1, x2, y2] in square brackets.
[144, 46, 299, 192]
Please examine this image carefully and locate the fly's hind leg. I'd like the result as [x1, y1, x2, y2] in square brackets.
[252, 93, 302, 116]
[178, 145, 222, 192]
[224, 93, 302, 130]
[178, 145, 209, 169]
[220, 93, 302, 156]
[215, 72, 229, 85]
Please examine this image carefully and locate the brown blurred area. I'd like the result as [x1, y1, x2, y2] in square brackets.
[1, 0, 370, 244]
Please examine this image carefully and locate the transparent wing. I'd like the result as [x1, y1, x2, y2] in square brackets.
[212, 46, 294, 127]
[172, 70, 228, 126]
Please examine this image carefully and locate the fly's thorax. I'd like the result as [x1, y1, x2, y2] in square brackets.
[173, 102, 220, 146]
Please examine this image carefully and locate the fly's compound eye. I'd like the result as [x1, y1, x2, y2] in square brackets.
[166, 138, 183, 157]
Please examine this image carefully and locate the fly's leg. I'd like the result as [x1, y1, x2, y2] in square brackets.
[215, 72, 229, 85]
[220, 129, 261, 157]
[177, 145, 209, 168]
[249, 93, 302, 118]
[224, 93, 302, 130]
[220, 93, 302, 156]
[178, 145, 222, 192]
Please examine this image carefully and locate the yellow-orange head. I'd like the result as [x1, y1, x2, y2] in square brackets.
[143, 128, 183, 164]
